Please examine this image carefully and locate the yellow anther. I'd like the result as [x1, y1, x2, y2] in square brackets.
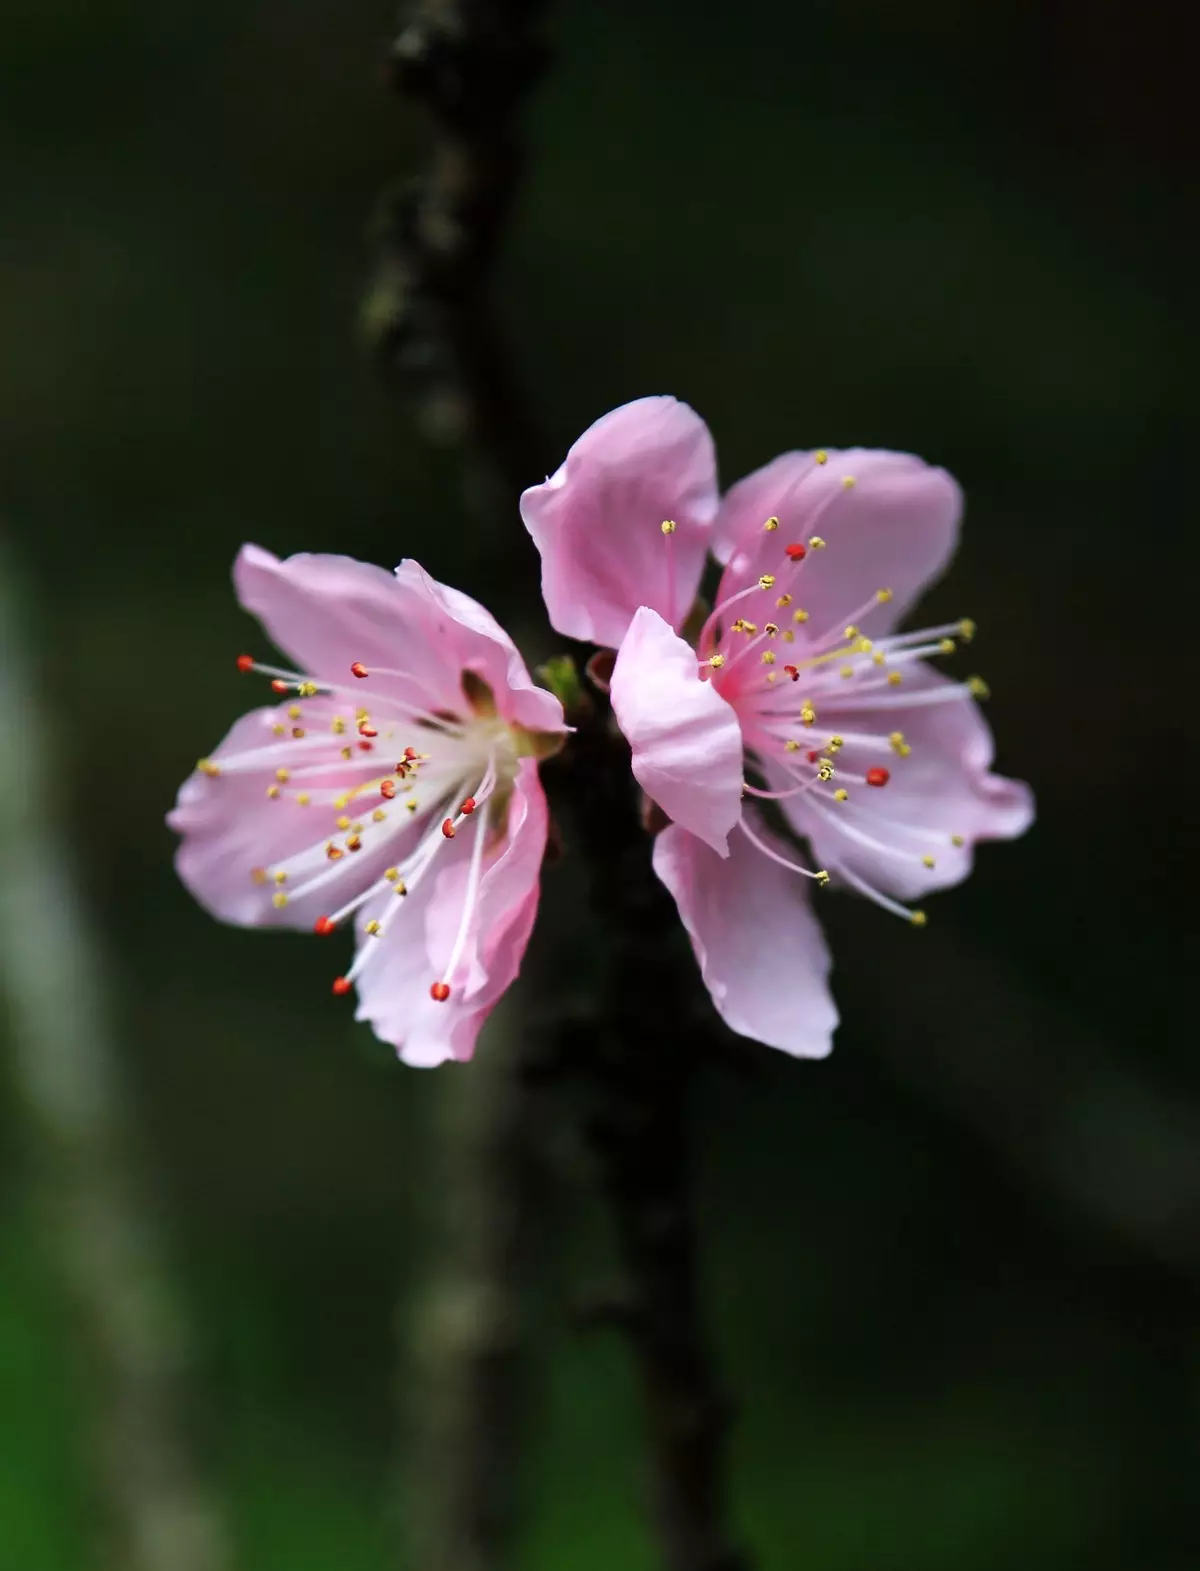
[365, 919, 382, 936]
[888, 731, 906, 753]
[661, 519, 677, 535]
[394, 880, 408, 896]
[296, 792, 311, 806]
[776, 593, 793, 607]
[887, 671, 903, 686]
[406, 800, 419, 814]
[785, 739, 801, 752]
[288, 705, 302, 719]
[272, 891, 288, 909]
[833, 788, 849, 802]
[336, 815, 351, 831]
[800, 702, 817, 727]
[372, 808, 386, 823]
[761, 650, 776, 665]
[967, 675, 990, 699]
[872, 651, 886, 666]
[340, 746, 352, 760]
[298, 681, 318, 698]
[876, 587, 893, 603]
[839, 665, 855, 679]
[951, 834, 965, 848]
[841, 475, 856, 489]
[959, 618, 976, 642]
[272, 724, 286, 736]
[765, 671, 778, 684]
[385, 867, 400, 882]
[844, 624, 858, 639]
[938, 638, 956, 655]
[197, 758, 221, 777]
[764, 621, 779, 637]
[793, 608, 809, 624]
[275, 767, 290, 783]
[815, 449, 828, 465]
[332, 717, 346, 735]
[355, 708, 369, 722]
[782, 629, 795, 643]
[333, 794, 349, 810]
[815, 869, 830, 887]
[266, 784, 280, 799]
[273, 870, 287, 885]
[910, 910, 927, 928]
[250, 868, 268, 885]
[345, 834, 362, 852]
[817, 766, 834, 782]
[758, 573, 776, 590]
[856, 637, 873, 652]
[921, 855, 936, 869]
[763, 516, 779, 532]
[808, 536, 826, 550]
[708, 653, 726, 669]
[291, 726, 306, 739]
[828, 735, 844, 751]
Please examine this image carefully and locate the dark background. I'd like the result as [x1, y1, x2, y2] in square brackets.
[1, 1, 1193, 1567]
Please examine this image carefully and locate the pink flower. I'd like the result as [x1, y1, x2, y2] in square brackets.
[168, 546, 566, 1067]
[521, 401, 1034, 1059]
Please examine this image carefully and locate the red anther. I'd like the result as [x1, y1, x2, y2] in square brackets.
[430, 981, 451, 1003]
[460, 796, 477, 815]
[357, 721, 378, 738]
[271, 679, 289, 694]
[380, 779, 397, 800]
[404, 747, 418, 760]
[350, 662, 369, 679]
[441, 818, 456, 839]
[784, 664, 799, 681]
[394, 761, 410, 777]
[313, 915, 336, 936]
[785, 542, 807, 562]
[236, 654, 255, 673]
[807, 750, 821, 764]
[866, 766, 891, 788]
[332, 976, 353, 996]
[357, 740, 374, 752]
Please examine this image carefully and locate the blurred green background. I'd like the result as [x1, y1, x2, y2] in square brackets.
[1, 0, 1193, 1567]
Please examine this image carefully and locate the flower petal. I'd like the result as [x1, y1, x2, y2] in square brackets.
[609, 607, 743, 857]
[520, 397, 718, 647]
[354, 761, 548, 1066]
[779, 668, 1034, 901]
[391, 560, 566, 737]
[653, 820, 838, 1058]
[715, 449, 962, 636]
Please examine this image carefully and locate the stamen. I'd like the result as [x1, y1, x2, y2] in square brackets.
[736, 812, 827, 879]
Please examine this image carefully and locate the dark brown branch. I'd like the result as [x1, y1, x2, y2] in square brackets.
[367, 0, 552, 494]
[547, 707, 750, 1571]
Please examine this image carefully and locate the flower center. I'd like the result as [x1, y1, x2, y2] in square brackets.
[205, 656, 527, 1001]
[681, 503, 988, 924]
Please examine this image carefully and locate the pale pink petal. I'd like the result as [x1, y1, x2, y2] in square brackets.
[169, 705, 411, 929]
[520, 397, 718, 647]
[235, 544, 461, 707]
[779, 668, 1034, 901]
[653, 821, 838, 1058]
[392, 561, 565, 736]
[609, 607, 743, 857]
[715, 449, 961, 636]
[354, 761, 548, 1066]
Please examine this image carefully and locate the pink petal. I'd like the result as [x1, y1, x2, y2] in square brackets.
[609, 607, 744, 857]
[715, 449, 962, 637]
[653, 821, 838, 1058]
[168, 704, 404, 929]
[779, 668, 1034, 901]
[392, 561, 566, 736]
[520, 397, 718, 647]
[354, 761, 548, 1066]
[235, 544, 460, 708]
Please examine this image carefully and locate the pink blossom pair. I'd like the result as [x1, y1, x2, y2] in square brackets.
[170, 397, 1032, 1064]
